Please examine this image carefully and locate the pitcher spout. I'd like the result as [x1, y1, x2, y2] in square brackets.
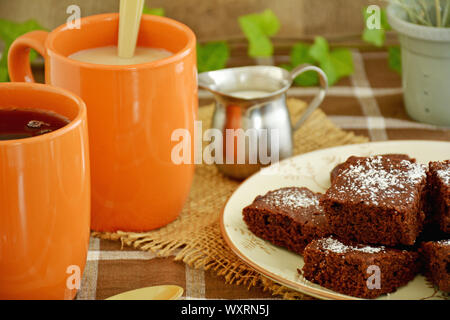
[198, 66, 292, 100]
[198, 71, 219, 93]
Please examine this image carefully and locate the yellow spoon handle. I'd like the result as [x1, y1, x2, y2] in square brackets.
[105, 285, 184, 300]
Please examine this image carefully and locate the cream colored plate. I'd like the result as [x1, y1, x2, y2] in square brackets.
[105, 285, 183, 300]
[221, 140, 450, 300]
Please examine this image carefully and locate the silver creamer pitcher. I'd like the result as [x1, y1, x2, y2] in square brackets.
[198, 64, 328, 180]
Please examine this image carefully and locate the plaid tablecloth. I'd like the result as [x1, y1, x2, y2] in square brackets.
[77, 49, 449, 300]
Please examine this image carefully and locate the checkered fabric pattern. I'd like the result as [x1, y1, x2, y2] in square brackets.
[77, 49, 450, 300]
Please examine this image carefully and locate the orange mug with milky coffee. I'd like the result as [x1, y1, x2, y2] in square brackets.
[0, 82, 90, 299]
[9, 14, 197, 232]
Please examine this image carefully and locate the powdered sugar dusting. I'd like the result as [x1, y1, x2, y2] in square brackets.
[437, 239, 450, 246]
[437, 168, 450, 186]
[260, 187, 319, 210]
[333, 156, 426, 206]
[318, 237, 385, 254]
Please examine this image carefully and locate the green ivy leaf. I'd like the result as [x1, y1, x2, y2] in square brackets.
[308, 37, 336, 84]
[143, 7, 165, 16]
[0, 19, 45, 82]
[388, 46, 402, 74]
[238, 9, 280, 58]
[288, 42, 318, 86]
[290, 43, 313, 66]
[197, 41, 230, 73]
[309, 36, 329, 63]
[309, 36, 353, 86]
[0, 67, 8, 83]
[0, 19, 44, 44]
[362, 28, 385, 47]
[362, 7, 390, 47]
[318, 58, 338, 87]
[329, 48, 354, 78]
[256, 9, 280, 36]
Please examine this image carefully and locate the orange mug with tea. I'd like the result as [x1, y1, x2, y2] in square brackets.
[9, 14, 198, 231]
[0, 82, 90, 299]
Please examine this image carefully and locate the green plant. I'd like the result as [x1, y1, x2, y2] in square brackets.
[390, 0, 450, 27]
[362, 7, 402, 74]
[143, 6, 165, 16]
[0, 19, 45, 82]
[280, 43, 317, 86]
[196, 9, 281, 73]
[238, 9, 281, 58]
[362, 6, 391, 47]
[281, 37, 354, 86]
[387, 46, 402, 74]
[197, 41, 230, 73]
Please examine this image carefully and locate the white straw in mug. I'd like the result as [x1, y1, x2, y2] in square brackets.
[118, 0, 145, 58]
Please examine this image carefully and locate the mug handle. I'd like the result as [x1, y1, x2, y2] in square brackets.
[8, 30, 49, 83]
[289, 64, 328, 132]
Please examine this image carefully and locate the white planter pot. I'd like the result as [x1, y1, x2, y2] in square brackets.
[387, 4, 450, 127]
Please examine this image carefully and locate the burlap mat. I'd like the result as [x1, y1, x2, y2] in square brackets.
[93, 98, 368, 299]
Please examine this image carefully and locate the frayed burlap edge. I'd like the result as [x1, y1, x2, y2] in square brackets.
[92, 98, 369, 300]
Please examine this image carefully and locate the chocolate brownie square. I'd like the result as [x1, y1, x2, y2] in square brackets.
[242, 187, 329, 254]
[302, 237, 420, 299]
[321, 156, 427, 246]
[330, 154, 415, 183]
[419, 239, 450, 292]
[427, 160, 450, 234]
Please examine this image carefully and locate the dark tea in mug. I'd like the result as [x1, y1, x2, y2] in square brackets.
[0, 108, 70, 140]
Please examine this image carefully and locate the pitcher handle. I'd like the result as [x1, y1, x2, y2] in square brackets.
[8, 30, 49, 83]
[289, 64, 328, 132]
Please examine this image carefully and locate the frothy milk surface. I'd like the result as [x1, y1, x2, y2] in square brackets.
[229, 90, 272, 99]
[69, 46, 172, 65]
